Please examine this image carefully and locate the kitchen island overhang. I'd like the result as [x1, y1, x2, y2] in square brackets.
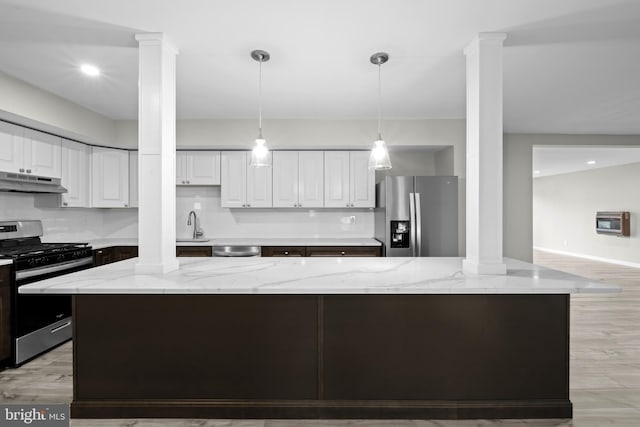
[20, 257, 619, 420]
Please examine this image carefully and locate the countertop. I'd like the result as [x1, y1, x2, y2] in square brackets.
[86, 237, 381, 250]
[19, 256, 620, 295]
[0, 259, 13, 267]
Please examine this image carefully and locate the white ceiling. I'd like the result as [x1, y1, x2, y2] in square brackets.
[0, 0, 639, 134]
[532, 146, 640, 177]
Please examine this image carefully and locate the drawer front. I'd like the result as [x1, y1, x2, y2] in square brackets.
[261, 246, 306, 257]
[306, 246, 381, 257]
[0, 265, 9, 287]
[94, 247, 115, 266]
[176, 246, 213, 257]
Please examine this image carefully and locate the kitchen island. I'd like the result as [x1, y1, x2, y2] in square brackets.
[20, 257, 618, 420]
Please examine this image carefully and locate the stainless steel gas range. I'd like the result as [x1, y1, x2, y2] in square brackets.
[0, 220, 93, 366]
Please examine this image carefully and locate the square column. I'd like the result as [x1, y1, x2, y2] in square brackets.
[134, 33, 179, 274]
[463, 33, 507, 275]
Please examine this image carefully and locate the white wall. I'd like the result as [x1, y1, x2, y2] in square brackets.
[176, 187, 373, 240]
[533, 162, 640, 266]
[0, 192, 137, 241]
[0, 70, 116, 146]
[504, 133, 640, 262]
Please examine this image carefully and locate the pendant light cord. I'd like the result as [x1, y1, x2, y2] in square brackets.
[258, 58, 263, 139]
[377, 63, 382, 139]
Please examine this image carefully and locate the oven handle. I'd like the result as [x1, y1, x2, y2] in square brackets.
[16, 257, 93, 281]
[50, 321, 72, 334]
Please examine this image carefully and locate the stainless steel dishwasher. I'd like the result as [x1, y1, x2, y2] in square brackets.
[212, 246, 261, 257]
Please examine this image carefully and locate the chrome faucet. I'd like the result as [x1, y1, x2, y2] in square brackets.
[187, 211, 204, 240]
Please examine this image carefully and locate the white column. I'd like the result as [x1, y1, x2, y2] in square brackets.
[462, 33, 507, 275]
[134, 33, 179, 274]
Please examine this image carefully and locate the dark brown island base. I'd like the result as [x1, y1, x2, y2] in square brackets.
[71, 293, 571, 420]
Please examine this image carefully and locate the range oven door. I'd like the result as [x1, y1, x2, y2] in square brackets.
[12, 255, 92, 365]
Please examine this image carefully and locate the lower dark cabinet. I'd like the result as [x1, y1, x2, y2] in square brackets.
[262, 246, 381, 257]
[0, 265, 10, 363]
[94, 246, 139, 266]
[306, 246, 381, 257]
[261, 246, 306, 257]
[176, 246, 212, 257]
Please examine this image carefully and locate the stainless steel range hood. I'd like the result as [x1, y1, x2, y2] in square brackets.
[0, 171, 67, 193]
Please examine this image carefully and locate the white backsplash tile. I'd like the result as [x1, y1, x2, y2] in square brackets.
[177, 187, 374, 239]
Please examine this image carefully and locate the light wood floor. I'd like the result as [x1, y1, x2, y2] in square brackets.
[1, 250, 638, 426]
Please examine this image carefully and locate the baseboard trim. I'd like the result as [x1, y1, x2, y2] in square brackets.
[71, 399, 573, 420]
[534, 247, 640, 270]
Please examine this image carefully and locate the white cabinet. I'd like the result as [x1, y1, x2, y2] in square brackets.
[91, 147, 130, 208]
[176, 151, 220, 185]
[273, 151, 323, 208]
[129, 151, 138, 208]
[0, 121, 24, 173]
[221, 151, 272, 208]
[23, 129, 62, 178]
[324, 151, 374, 208]
[60, 139, 90, 207]
[349, 150, 375, 207]
[0, 123, 61, 178]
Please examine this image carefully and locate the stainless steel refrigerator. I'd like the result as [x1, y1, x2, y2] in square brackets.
[375, 176, 458, 257]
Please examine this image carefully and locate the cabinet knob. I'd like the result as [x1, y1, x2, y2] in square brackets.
[27, 169, 31, 173]
[284, 251, 289, 255]
[63, 202, 68, 206]
[182, 180, 185, 184]
[124, 204, 128, 207]
[97, 250, 103, 254]
[341, 251, 345, 255]
[186, 180, 190, 184]
[247, 204, 250, 207]
[19, 168, 24, 172]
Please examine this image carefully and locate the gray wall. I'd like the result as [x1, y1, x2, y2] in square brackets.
[504, 134, 640, 262]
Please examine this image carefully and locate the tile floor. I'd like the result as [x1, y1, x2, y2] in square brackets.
[1, 250, 638, 426]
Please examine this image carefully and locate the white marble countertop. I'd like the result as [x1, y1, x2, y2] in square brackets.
[19, 256, 620, 295]
[0, 259, 13, 267]
[86, 237, 381, 250]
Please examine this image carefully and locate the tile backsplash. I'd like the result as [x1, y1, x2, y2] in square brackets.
[176, 187, 374, 239]
[0, 188, 374, 241]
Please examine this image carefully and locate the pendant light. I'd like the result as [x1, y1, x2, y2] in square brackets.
[250, 49, 271, 167]
[369, 52, 392, 170]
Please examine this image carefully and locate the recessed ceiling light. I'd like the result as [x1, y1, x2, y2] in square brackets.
[80, 64, 100, 77]
[587, 160, 596, 165]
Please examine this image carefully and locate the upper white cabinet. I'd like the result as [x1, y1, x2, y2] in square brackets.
[0, 121, 24, 173]
[324, 151, 374, 208]
[273, 151, 323, 208]
[221, 151, 272, 208]
[0, 123, 61, 178]
[60, 139, 90, 208]
[176, 151, 220, 185]
[23, 129, 62, 178]
[91, 147, 130, 208]
[129, 151, 138, 208]
[349, 150, 375, 207]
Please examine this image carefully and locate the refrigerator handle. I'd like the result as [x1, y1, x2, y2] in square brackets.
[415, 192, 422, 257]
[409, 192, 416, 257]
